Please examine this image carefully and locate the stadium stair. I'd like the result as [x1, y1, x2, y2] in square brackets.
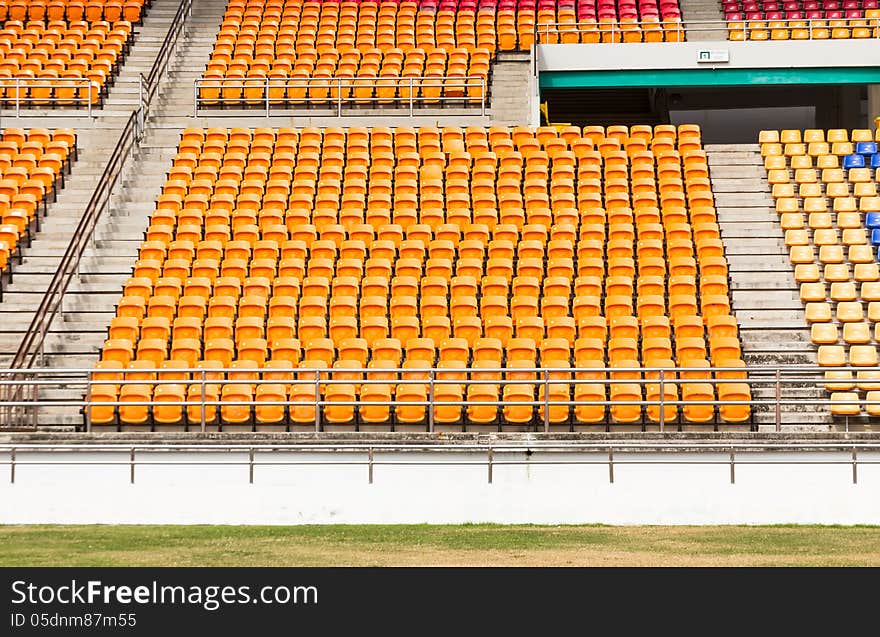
[708, 142, 833, 430]
[680, 0, 729, 40]
[0, 0, 186, 428]
[488, 51, 533, 126]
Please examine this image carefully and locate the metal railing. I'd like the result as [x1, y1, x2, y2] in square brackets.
[0, 364, 877, 433]
[1, 0, 194, 423]
[6, 111, 140, 377]
[536, 18, 880, 42]
[193, 75, 487, 117]
[2, 441, 880, 485]
[0, 78, 100, 117]
[537, 20, 686, 43]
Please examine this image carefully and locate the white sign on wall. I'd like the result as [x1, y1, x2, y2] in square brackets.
[697, 49, 730, 63]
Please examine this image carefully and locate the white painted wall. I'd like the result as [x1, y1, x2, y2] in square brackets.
[537, 40, 880, 72]
[2, 449, 880, 525]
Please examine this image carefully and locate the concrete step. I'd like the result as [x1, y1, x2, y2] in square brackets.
[708, 143, 829, 427]
[0, 0, 189, 387]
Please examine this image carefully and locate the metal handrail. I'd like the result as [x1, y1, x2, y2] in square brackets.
[6, 0, 194, 378]
[4, 442, 880, 451]
[8, 111, 139, 377]
[0, 363, 876, 433]
[1, 78, 98, 117]
[537, 19, 685, 42]
[144, 0, 192, 110]
[2, 442, 879, 486]
[193, 75, 488, 117]
[536, 17, 880, 42]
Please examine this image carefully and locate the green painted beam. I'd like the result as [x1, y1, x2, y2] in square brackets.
[540, 67, 880, 88]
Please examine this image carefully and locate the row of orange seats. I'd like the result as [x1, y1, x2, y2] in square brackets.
[535, 19, 685, 44]
[727, 17, 880, 40]
[0, 0, 147, 23]
[88, 362, 750, 430]
[200, 47, 491, 105]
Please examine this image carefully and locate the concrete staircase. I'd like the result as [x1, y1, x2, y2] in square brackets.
[0, 0, 198, 428]
[0, 0, 184, 370]
[708, 143, 833, 431]
[680, 0, 728, 41]
[489, 52, 535, 126]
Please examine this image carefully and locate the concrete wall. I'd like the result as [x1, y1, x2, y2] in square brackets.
[537, 40, 880, 72]
[3, 449, 880, 525]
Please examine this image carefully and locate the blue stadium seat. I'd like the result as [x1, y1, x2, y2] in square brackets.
[866, 212, 880, 230]
[843, 154, 866, 169]
[856, 142, 877, 156]
[872, 229, 880, 247]
[871, 154, 880, 169]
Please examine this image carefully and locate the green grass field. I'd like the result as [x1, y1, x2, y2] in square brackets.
[3, 525, 880, 566]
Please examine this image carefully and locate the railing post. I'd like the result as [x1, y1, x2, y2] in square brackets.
[852, 446, 858, 484]
[15, 78, 20, 118]
[428, 370, 435, 433]
[487, 446, 493, 484]
[314, 370, 321, 433]
[409, 77, 414, 116]
[481, 78, 486, 117]
[266, 77, 270, 118]
[193, 80, 198, 117]
[543, 369, 549, 432]
[88, 82, 92, 119]
[200, 369, 206, 433]
[659, 368, 665, 432]
[337, 78, 343, 117]
[774, 368, 781, 432]
[249, 447, 254, 484]
[85, 371, 93, 433]
[130, 447, 135, 484]
[10, 447, 14, 484]
[368, 446, 374, 484]
[608, 446, 614, 483]
[730, 446, 735, 484]
[30, 374, 37, 429]
[137, 75, 143, 136]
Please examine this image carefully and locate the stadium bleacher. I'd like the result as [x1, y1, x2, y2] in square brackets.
[764, 127, 880, 417]
[0, 0, 874, 434]
[723, 1, 880, 39]
[87, 124, 751, 431]
[199, 0, 685, 109]
[0, 0, 147, 108]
